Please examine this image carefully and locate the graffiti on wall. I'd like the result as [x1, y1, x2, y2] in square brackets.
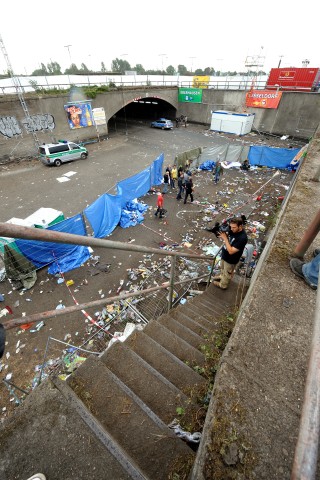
[21, 114, 55, 133]
[0, 113, 55, 138]
[0, 116, 22, 138]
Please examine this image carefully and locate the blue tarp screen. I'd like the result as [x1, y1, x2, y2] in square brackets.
[117, 167, 152, 207]
[151, 153, 164, 186]
[248, 146, 299, 169]
[84, 194, 122, 238]
[15, 214, 90, 274]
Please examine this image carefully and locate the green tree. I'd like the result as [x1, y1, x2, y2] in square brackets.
[80, 63, 90, 73]
[166, 65, 175, 75]
[101, 62, 107, 72]
[32, 63, 48, 76]
[178, 64, 188, 75]
[204, 67, 214, 75]
[133, 64, 145, 74]
[47, 61, 62, 75]
[111, 58, 131, 74]
[65, 63, 80, 74]
[195, 68, 204, 75]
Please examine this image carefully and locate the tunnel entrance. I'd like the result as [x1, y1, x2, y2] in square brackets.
[109, 97, 176, 132]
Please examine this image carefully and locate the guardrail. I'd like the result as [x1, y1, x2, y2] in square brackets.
[0, 79, 269, 95]
[0, 222, 215, 331]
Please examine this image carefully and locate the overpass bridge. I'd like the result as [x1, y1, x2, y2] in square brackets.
[0, 84, 319, 161]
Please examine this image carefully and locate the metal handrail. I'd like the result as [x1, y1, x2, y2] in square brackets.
[0, 79, 269, 95]
[291, 275, 320, 479]
[0, 222, 214, 331]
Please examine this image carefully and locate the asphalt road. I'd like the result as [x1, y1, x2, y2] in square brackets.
[0, 123, 230, 222]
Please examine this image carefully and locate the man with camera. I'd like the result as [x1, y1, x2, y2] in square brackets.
[214, 217, 248, 290]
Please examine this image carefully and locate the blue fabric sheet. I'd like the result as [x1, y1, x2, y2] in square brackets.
[199, 160, 216, 170]
[117, 167, 152, 207]
[151, 153, 164, 186]
[15, 214, 90, 274]
[248, 146, 299, 169]
[84, 194, 122, 238]
[119, 201, 148, 228]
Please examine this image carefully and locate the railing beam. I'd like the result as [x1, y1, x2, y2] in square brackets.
[291, 274, 320, 479]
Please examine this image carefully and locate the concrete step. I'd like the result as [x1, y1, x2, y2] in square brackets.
[188, 300, 216, 318]
[124, 330, 207, 391]
[0, 379, 140, 480]
[68, 355, 194, 480]
[193, 296, 227, 315]
[170, 309, 211, 336]
[100, 341, 188, 424]
[157, 314, 205, 350]
[185, 303, 216, 322]
[144, 320, 205, 366]
[172, 307, 214, 331]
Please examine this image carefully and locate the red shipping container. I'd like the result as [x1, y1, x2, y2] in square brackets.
[266, 67, 320, 92]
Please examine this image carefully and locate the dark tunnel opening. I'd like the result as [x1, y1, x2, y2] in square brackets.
[109, 97, 176, 131]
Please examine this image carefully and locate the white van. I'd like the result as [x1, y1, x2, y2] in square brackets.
[39, 141, 88, 166]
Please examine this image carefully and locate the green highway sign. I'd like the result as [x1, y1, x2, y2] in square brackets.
[178, 88, 203, 103]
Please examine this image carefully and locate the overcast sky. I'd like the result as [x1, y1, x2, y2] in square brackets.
[0, 0, 318, 75]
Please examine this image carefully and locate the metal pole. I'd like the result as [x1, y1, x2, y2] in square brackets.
[3, 272, 210, 331]
[168, 256, 176, 312]
[207, 247, 223, 286]
[293, 210, 320, 259]
[0, 223, 210, 261]
[291, 275, 320, 480]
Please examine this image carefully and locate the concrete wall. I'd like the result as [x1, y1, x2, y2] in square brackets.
[0, 87, 319, 161]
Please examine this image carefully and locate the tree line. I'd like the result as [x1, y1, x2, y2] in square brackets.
[25, 58, 266, 77]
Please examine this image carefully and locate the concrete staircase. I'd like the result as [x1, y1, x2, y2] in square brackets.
[0, 283, 238, 480]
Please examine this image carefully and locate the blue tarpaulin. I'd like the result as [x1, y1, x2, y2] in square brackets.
[199, 160, 216, 170]
[151, 153, 164, 186]
[119, 201, 148, 228]
[15, 214, 90, 274]
[117, 167, 152, 207]
[248, 146, 299, 169]
[84, 194, 122, 238]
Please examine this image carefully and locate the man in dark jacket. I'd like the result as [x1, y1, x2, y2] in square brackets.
[214, 217, 247, 290]
[176, 172, 184, 200]
[184, 174, 194, 204]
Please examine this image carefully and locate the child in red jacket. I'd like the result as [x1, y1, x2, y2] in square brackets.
[155, 192, 165, 218]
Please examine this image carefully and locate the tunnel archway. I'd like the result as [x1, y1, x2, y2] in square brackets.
[109, 96, 177, 132]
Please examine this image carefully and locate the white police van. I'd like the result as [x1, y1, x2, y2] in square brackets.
[39, 140, 88, 166]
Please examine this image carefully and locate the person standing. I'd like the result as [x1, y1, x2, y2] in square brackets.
[171, 165, 178, 188]
[214, 161, 224, 184]
[184, 174, 194, 204]
[176, 172, 184, 200]
[163, 170, 169, 194]
[155, 192, 165, 218]
[214, 217, 248, 290]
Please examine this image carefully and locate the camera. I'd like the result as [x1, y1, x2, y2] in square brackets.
[206, 215, 247, 238]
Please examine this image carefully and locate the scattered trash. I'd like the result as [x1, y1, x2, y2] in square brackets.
[168, 418, 201, 443]
[30, 321, 45, 333]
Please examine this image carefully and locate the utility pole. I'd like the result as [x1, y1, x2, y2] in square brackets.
[159, 53, 167, 85]
[0, 33, 39, 149]
[64, 44, 72, 64]
[189, 56, 196, 73]
[278, 55, 284, 68]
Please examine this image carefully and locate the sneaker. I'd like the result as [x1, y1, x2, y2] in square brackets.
[213, 281, 227, 290]
[289, 258, 305, 279]
[313, 248, 320, 257]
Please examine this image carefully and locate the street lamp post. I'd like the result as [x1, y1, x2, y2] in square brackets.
[159, 53, 167, 86]
[189, 56, 196, 73]
[64, 45, 72, 86]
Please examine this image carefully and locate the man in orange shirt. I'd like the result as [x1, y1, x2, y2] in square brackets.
[155, 192, 165, 218]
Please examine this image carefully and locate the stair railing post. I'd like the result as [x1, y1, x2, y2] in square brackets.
[168, 256, 176, 312]
[207, 246, 223, 287]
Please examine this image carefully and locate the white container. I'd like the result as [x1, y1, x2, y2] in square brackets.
[210, 110, 255, 135]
